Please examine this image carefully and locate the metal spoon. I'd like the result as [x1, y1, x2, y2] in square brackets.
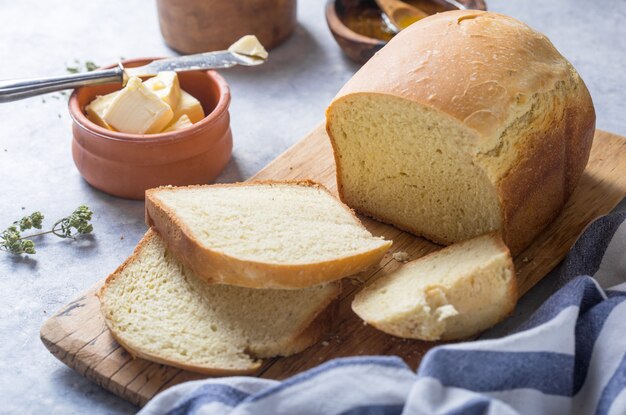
[442, 0, 467, 10]
[376, 0, 467, 33]
[375, 0, 429, 31]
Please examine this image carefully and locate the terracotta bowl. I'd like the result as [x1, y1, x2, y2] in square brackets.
[326, 0, 487, 64]
[69, 58, 233, 200]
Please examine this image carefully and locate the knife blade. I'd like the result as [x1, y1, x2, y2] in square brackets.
[0, 40, 267, 103]
[124, 50, 265, 78]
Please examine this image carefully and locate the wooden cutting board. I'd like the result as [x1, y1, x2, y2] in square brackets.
[41, 126, 626, 407]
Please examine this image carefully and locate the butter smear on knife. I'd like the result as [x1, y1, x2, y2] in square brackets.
[228, 35, 268, 60]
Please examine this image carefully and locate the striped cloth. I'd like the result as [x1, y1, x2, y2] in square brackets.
[139, 212, 626, 415]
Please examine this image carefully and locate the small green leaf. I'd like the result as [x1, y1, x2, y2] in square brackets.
[84, 61, 98, 72]
[1, 206, 93, 255]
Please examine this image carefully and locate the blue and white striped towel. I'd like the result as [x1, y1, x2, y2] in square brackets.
[140, 212, 626, 415]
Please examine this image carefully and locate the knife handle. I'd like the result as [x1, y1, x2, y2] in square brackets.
[0, 64, 125, 103]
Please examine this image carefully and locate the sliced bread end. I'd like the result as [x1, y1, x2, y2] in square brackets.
[352, 233, 517, 341]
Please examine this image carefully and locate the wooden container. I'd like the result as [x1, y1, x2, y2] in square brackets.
[157, 0, 297, 54]
[327, 0, 486, 64]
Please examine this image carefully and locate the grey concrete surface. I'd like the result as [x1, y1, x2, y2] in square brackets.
[0, 0, 624, 413]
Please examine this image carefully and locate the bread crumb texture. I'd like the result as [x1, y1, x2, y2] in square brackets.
[392, 251, 410, 263]
[99, 230, 339, 373]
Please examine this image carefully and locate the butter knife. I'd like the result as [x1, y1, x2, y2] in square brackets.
[0, 41, 266, 103]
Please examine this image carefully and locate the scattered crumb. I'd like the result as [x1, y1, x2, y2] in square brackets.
[349, 278, 362, 287]
[57, 114, 62, 118]
[350, 275, 366, 285]
[120, 235, 125, 240]
[43, 310, 47, 314]
[321, 341, 329, 347]
[522, 257, 530, 263]
[3, 149, 7, 152]
[289, 166, 293, 170]
[41, 98, 46, 103]
[392, 251, 410, 263]
[21, 207, 25, 210]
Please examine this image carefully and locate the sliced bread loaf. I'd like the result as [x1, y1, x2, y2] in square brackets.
[145, 180, 392, 289]
[97, 229, 341, 375]
[352, 233, 516, 341]
[326, 11, 595, 254]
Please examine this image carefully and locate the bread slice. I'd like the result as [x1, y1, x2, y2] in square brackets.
[326, 11, 595, 254]
[145, 180, 392, 289]
[97, 229, 341, 375]
[352, 233, 516, 341]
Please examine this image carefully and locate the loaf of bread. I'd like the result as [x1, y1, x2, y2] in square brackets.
[326, 10, 595, 254]
[97, 229, 341, 375]
[352, 233, 516, 341]
[145, 181, 392, 289]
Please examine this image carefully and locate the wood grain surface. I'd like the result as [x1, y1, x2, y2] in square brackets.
[40, 126, 626, 407]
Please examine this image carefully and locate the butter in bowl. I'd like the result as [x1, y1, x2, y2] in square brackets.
[69, 58, 234, 200]
[85, 72, 205, 135]
[82, 35, 269, 137]
[66, 36, 270, 200]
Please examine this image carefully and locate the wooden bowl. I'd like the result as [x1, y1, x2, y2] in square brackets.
[156, 0, 297, 54]
[326, 0, 487, 64]
[68, 58, 233, 200]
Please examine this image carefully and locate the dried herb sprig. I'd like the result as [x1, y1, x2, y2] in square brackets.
[0, 206, 94, 255]
[66, 60, 98, 74]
